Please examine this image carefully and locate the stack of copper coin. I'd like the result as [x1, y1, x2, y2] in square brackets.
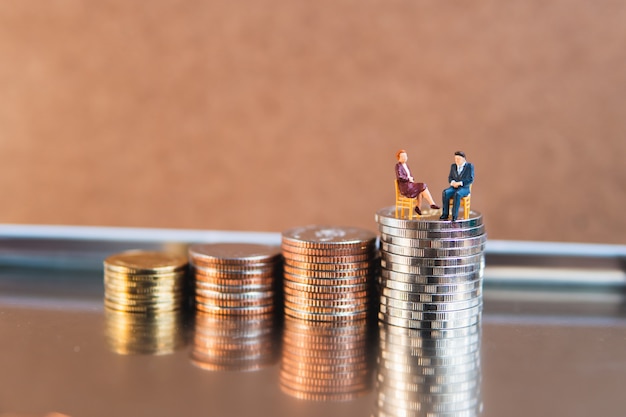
[103, 250, 189, 314]
[281, 225, 378, 322]
[104, 308, 187, 355]
[191, 311, 278, 372]
[188, 243, 281, 315]
[279, 316, 374, 401]
[374, 321, 482, 417]
[375, 207, 486, 330]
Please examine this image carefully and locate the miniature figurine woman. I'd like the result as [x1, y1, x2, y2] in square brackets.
[395, 149, 440, 215]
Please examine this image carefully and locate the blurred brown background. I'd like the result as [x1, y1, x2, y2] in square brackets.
[0, 1, 624, 244]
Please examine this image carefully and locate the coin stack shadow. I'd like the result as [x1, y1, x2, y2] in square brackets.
[188, 243, 282, 371]
[373, 207, 486, 416]
[103, 250, 189, 355]
[374, 322, 482, 417]
[279, 225, 379, 400]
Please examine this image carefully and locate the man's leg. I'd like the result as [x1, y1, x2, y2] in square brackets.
[440, 187, 456, 219]
[451, 187, 470, 220]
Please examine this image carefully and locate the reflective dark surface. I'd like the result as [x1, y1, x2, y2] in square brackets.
[1, 237, 626, 417]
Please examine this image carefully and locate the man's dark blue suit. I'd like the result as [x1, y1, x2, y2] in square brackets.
[441, 163, 474, 220]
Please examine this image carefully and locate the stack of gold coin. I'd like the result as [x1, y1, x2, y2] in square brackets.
[373, 321, 482, 417]
[281, 225, 378, 322]
[188, 243, 281, 315]
[103, 250, 189, 313]
[104, 308, 187, 355]
[191, 311, 278, 372]
[280, 316, 374, 401]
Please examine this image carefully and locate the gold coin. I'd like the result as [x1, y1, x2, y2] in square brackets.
[104, 251, 188, 274]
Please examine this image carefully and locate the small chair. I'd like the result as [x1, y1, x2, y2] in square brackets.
[394, 179, 418, 219]
[448, 186, 471, 219]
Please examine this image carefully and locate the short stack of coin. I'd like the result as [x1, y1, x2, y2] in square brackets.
[281, 225, 378, 322]
[279, 316, 374, 401]
[103, 250, 189, 314]
[105, 308, 187, 355]
[375, 207, 486, 330]
[188, 243, 281, 315]
[191, 311, 278, 372]
[374, 322, 482, 417]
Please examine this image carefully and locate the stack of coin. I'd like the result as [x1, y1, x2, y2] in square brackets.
[191, 311, 278, 372]
[375, 207, 486, 330]
[104, 308, 187, 355]
[188, 243, 281, 315]
[281, 225, 378, 322]
[280, 316, 374, 401]
[103, 250, 189, 314]
[374, 321, 482, 417]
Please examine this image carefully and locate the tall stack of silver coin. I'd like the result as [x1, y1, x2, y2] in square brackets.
[373, 207, 485, 416]
[281, 225, 378, 322]
[374, 207, 486, 330]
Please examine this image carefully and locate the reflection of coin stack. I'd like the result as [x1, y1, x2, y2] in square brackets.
[188, 243, 281, 315]
[191, 311, 278, 372]
[280, 316, 374, 401]
[374, 322, 482, 417]
[375, 208, 486, 330]
[104, 308, 187, 355]
[103, 251, 189, 313]
[281, 225, 378, 321]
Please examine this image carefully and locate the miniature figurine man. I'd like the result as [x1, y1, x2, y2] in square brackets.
[395, 150, 440, 215]
[440, 151, 474, 221]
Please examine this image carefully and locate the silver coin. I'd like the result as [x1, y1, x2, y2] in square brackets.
[381, 288, 482, 304]
[379, 233, 487, 249]
[379, 327, 481, 347]
[380, 295, 482, 312]
[379, 322, 482, 340]
[375, 206, 483, 229]
[379, 312, 481, 330]
[377, 374, 480, 396]
[380, 304, 482, 321]
[380, 333, 481, 351]
[379, 350, 480, 369]
[376, 394, 481, 414]
[377, 385, 480, 404]
[381, 259, 482, 275]
[377, 366, 481, 388]
[378, 224, 486, 239]
[374, 408, 481, 417]
[378, 354, 481, 377]
[381, 280, 482, 296]
[381, 241, 485, 258]
[381, 269, 482, 285]
[381, 252, 484, 267]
